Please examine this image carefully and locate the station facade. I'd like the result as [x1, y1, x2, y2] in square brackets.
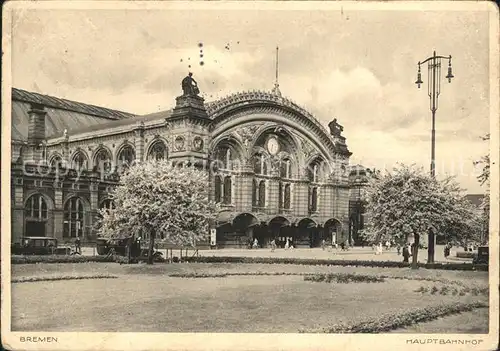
[11, 76, 359, 248]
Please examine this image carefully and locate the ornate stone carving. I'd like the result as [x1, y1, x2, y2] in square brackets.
[174, 136, 185, 151]
[234, 124, 260, 146]
[300, 138, 317, 161]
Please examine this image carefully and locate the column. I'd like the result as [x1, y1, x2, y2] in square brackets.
[12, 178, 25, 243]
[134, 124, 145, 162]
[53, 180, 64, 241]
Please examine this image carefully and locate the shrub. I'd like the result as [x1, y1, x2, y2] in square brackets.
[182, 256, 488, 271]
[304, 273, 385, 284]
[430, 286, 438, 294]
[298, 301, 488, 333]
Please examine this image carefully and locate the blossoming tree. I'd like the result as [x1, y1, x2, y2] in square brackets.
[362, 164, 482, 269]
[97, 160, 220, 264]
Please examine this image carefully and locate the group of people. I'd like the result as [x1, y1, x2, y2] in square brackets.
[250, 238, 294, 251]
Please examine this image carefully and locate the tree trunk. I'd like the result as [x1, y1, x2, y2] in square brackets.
[427, 228, 435, 264]
[411, 233, 420, 270]
[147, 230, 155, 265]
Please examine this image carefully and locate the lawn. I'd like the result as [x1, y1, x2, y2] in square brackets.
[10, 262, 489, 333]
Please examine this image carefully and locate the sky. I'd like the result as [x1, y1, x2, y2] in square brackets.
[10, 4, 492, 193]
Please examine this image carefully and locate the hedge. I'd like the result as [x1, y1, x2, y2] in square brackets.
[298, 301, 488, 333]
[10, 255, 489, 271]
[304, 273, 385, 283]
[182, 256, 488, 271]
[11, 255, 115, 264]
[12, 274, 119, 283]
[456, 252, 475, 259]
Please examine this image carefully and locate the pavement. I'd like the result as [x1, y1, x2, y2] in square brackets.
[78, 245, 472, 264]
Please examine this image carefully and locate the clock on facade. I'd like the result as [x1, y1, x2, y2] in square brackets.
[266, 136, 279, 155]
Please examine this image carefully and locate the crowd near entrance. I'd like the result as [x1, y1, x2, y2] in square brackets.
[215, 212, 342, 248]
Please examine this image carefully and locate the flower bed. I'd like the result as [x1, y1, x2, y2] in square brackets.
[12, 274, 119, 283]
[414, 285, 489, 296]
[298, 301, 488, 333]
[183, 256, 488, 271]
[304, 273, 385, 283]
[11, 255, 115, 264]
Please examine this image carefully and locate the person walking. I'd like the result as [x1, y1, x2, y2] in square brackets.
[270, 239, 276, 252]
[396, 243, 401, 255]
[252, 238, 259, 249]
[444, 244, 450, 259]
[378, 242, 383, 255]
[75, 236, 81, 254]
[285, 238, 290, 250]
[402, 244, 410, 263]
[321, 239, 326, 250]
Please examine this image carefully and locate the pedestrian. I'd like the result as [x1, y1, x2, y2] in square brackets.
[444, 244, 450, 259]
[75, 236, 81, 254]
[396, 243, 401, 255]
[252, 238, 259, 249]
[285, 238, 290, 250]
[378, 242, 383, 255]
[385, 240, 391, 251]
[270, 239, 276, 252]
[321, 239, 326, 250]
[402, 244, 410, 263]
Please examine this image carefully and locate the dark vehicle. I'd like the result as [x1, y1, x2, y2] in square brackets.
[473, 246, 489, 265]
[11, 237, 71, 255]
[96, 236, 163, 261]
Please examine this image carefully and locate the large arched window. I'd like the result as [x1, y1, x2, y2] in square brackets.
[284, 184, 291, 209]
[71, 151, 88, 171]
[147, 140, 167, 161]
[25, 194, 48, 220]
[64, 197, 85, 238]
[94, 148, 113, 173]
[24, 194, 49, 237]
[252, 179, 258, 206]
[117, 145, 136, 171]
[50, 155, 63, 169]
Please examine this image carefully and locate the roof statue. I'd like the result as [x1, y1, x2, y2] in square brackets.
[63, 129, 68, 139]
[181, 72, 200, 96]
[328, 118, 344, 137]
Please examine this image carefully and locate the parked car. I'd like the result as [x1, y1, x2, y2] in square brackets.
[472, 246, 489, 265]
[11, 236, 71, 255]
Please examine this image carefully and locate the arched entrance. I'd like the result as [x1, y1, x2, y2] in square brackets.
[215, 212, 261, 248]
[324, 218, 342, 246]
[267, 216, 292, 248]
[296, 217, 318, 248]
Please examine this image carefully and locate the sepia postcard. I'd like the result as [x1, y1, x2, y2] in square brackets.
[1, 1, 499, 350]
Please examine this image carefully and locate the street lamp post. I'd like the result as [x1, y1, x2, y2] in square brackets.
[415, 50, 454, 264]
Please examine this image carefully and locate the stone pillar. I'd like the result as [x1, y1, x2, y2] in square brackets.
[238, 162, 254, 213]
[53, 180, 64, 241]
[293, 180, 309, 218]
[134, 122, 145, 162]
[88, 178, 100, 242]
[268, 166, 280, 213]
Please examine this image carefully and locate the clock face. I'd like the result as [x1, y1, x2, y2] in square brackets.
[267, 137, 279, 155]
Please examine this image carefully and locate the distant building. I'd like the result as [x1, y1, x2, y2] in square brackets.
[11, 76, 356, 248]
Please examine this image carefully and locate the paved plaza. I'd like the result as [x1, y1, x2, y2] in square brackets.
[78, 244, 471, 264]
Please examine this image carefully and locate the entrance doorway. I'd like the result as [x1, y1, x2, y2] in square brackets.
[25, 221, 46, 237]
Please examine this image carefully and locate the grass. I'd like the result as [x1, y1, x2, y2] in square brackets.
[11, 262, 489, 333]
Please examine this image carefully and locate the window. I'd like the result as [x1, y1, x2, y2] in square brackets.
[258, 180, 266, 207]
[117, 145, 136, 170]
[280, 158, 292, 179]
[25, 194, 48, 219]
[253, 154, 268, 176]
[284, 184, 291, 209]
[309, 187, 318, 212]
[252, 179, 258, 206]
[94, 148, 113, 173]
[223, 176, 232, 204]
[64, 197, 84, 238]
[50, 155, 63, 168]
[147, 141, 167, 161]
[100, 199, 115, 210]
[72, 152, 88, 171]
[214, 175, 222, 203]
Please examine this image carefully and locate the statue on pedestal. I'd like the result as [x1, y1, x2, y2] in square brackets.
[328, 118, 344, 137]
[181, 72, 200, 96]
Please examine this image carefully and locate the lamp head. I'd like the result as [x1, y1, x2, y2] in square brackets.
[415, 63, 423, 88]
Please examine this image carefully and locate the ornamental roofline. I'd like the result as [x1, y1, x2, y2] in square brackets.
[205, 89, 337, 145]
